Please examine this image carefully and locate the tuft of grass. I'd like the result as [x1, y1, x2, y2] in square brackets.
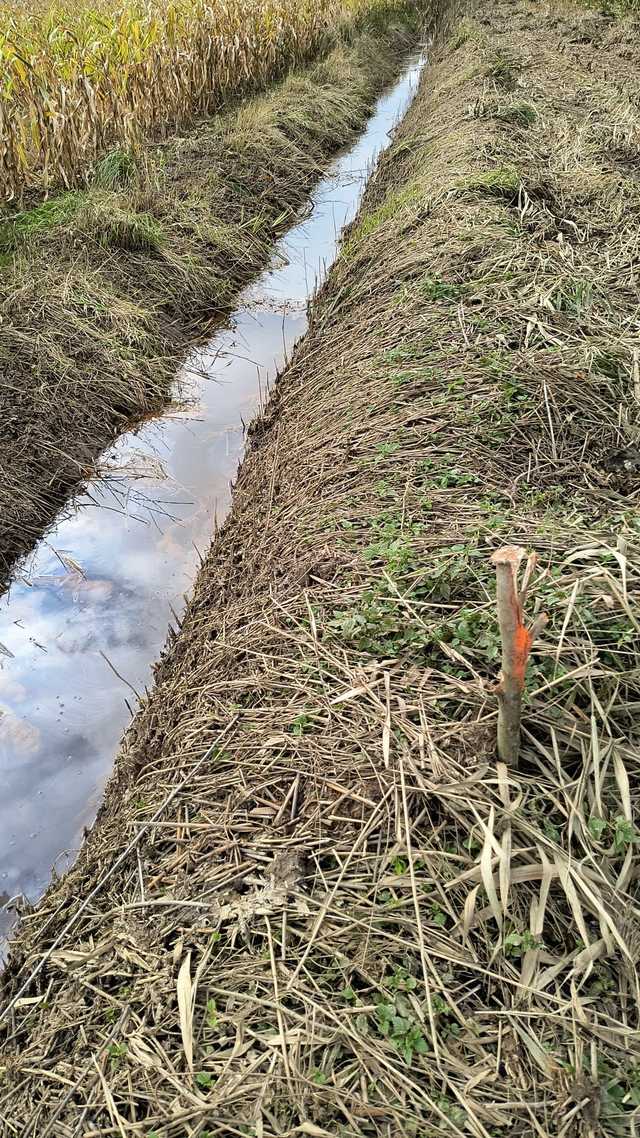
[457, 164, 520, 196]
[0, 193, 84, 252]
[343, 181, 421, 256]
[93, 148, 138, 191]
[495, 100, 537, 125]
[450, 15, 481, 48]
[86, 205, 165, 253]
[487, 50, 521, 87]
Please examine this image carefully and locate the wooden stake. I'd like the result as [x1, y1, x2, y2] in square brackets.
[490, 546, 547, 766]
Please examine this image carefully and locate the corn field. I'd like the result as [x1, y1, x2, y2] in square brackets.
[0, 0, 413, 202]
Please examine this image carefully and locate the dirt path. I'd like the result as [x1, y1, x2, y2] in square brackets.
[2, 1, 640, 1133]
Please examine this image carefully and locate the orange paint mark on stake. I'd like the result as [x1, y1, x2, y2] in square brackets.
[490, 545, 547, 765]
[512, 622, 534, 690]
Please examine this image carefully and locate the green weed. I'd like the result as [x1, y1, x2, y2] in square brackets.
[587, 814, 637, 854]
[437, 466, 480, 488]
[328, 595, 420, 656]
[434, 606, 499, 662]
[107, 1043, 127, 1068]
[383, 344, 429, 363]
[597, 1056, 640, 1122]
[363, 532, 413, 571]
[503, 929, 544, 957]
[420, 276, 465, 301]
[460, 165, 520, 197]
[0, 193, 84, 252]
[430, 903, 447, 927]
[93, 148, 137, 189]
[487, 51, 520, 87]
[289, 713, 314, 735]
[386, 965, 418, 991]
[374, 440, 401, 458]
[92, 206, 164, 252]
[434, 1094, 468, 1127]
[206, 998, 219, 1029]
[375, 997, 429, 1064]
[587, 816, 608, 842]
[593, 351, 623, 380]
[343, 182, 421, 255]
[552, 278, 593, 318]
[501, 378, 532, 406]
[495, 101, 537, 126]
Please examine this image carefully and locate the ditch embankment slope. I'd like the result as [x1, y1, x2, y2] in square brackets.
[0, 10, 420, 589]
[2, 0, 640, 1133]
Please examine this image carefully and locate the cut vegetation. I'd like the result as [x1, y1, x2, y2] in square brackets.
[0, 5, 421, 587]
[2, 0, 640, 1134]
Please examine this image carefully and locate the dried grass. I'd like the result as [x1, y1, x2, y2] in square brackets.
[2, 0, 640, 1133]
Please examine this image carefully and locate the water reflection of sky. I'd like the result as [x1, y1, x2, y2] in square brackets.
[0, 55, 425, 940]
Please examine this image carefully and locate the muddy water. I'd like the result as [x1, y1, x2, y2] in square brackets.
[0, 52, 425, 944]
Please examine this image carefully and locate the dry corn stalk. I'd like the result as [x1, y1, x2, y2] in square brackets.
[0, 0, 415, 202]
[490, 546, 547, 766]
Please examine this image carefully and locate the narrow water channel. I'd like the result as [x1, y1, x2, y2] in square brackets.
[0, 52, 425, 944]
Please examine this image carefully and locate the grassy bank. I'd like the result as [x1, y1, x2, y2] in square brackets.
[2, 0, 640, 1133]
[0, 11, 421, 589]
